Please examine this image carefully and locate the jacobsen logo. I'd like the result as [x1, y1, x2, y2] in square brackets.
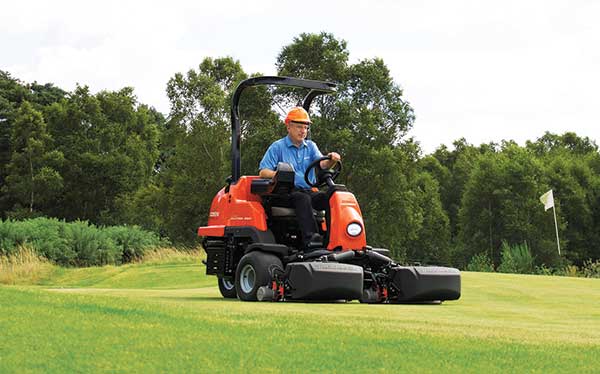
[209, 212, 219, 218]
[310, 262, 362, 273]
[415, 267, 460, 275]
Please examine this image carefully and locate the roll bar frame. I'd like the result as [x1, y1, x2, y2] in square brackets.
[230, 76, 336, 183]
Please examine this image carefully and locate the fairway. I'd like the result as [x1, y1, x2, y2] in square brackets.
[1, 262, 599, 373]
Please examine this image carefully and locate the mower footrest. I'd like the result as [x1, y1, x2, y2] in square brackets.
[286, 262, 363, 301]
[391, 266, 461, 302]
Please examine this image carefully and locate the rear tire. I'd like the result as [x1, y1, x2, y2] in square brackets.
[235, 251, 282, 301]
[218, 277, 237, 298]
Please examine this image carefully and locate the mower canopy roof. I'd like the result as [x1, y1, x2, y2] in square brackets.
[231, 76, 337, 183]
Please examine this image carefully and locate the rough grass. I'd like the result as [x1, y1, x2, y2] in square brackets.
[137, 246, 205, 264]
[0, 247, 205, 288]
[0, 246, 55, 285]
[1, 261, 599, 373]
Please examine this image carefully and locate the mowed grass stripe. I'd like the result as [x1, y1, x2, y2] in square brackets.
[48, 271, 600, 345]
[1, 286, 598, 373]
[38, 262, 213, 289]
[1, 267, 599, 373]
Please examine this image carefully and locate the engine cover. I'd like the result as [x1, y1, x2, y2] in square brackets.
[286, 262, 363, 301]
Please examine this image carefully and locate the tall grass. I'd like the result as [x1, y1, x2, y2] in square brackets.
[0, 246, 55, 285]
[138, 247, 205, 265]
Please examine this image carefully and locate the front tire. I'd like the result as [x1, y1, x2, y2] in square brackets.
[218, 277, 237, 298]
[235, 251, 282, 301]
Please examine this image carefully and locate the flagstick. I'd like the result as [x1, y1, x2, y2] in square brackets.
[552, 205, 561, 255]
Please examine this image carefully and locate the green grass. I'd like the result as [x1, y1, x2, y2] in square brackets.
[1, 262, 599, 373]
[37, 262, 213, 289]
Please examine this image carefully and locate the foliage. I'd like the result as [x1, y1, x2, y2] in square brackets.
[275, 33, 424, 259]
[581, 259, 600, 278]
[0, 73, 66, 177]
[104, 225, 170, 263]
[457, 145, 561, 267]
[467, 253, 495, 272]
[2, 101, 64, 216]
[148, 57, 241, 244]
[0, 218, 167, 267]
[44, 86, 161, 224]
[497, 241, 535, 274]
[3, 36, 600, 271]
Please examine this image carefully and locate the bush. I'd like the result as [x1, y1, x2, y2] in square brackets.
[581, 259, 600, 278]
[0, 218, 167, 267]
[104, 225, 170, 263]
[555, 264, 579, 277]
[498, 241, 535, 274]
[534, 264, 555, 276]
[64, 220, 120, 266]
[467, 253, 495, 272]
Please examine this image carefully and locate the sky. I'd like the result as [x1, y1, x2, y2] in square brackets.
[2, 0, 599, 153]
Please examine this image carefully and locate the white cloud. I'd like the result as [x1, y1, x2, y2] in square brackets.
[2, 0, 599, 153]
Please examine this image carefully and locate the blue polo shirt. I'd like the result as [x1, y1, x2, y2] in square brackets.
[259, 135, 323, 189]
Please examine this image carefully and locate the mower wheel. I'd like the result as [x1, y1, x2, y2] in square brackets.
[218, 277, 237, 298]
[235, 251, 283, 301]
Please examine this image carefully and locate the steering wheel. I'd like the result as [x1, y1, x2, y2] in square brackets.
[304, 156, 343, 188]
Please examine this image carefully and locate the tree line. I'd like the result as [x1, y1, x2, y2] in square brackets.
[1, 32, 599, 269]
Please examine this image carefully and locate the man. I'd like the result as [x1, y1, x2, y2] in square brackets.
[259, 106, 341, 250]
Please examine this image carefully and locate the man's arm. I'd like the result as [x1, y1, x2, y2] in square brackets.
[259, 142, 279, 179]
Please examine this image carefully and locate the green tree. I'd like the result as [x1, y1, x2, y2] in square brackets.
[430, 138, 496, 240]
[277, 32, 349, 83]
[458, 144, 561, 267]
[153, 57, 246, 244]
[407, 171, 451, 265]
[1, 71, 30, 214]
[45, 86, 160, 223]
[526, 131, 598, 156]
[275, 33, 440, 260]
[526, 132, 600, 264]
[2, 101, 64, 216]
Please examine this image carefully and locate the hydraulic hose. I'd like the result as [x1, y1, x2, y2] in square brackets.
[327, 250, 356, 263]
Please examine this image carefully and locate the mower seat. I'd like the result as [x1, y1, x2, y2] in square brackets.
[271, 207, 326, 220]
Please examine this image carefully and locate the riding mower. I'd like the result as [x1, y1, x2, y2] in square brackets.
[198, 76, 461, 303]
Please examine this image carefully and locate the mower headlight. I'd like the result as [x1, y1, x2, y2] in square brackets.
[346, 222, 362, 237]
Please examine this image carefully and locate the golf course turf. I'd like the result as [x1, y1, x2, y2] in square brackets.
[1, 261, 598, 373]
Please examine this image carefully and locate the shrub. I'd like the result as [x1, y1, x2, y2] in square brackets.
[498, 241, 535, 274]
[581, 259, 600, 278]
[535, 264, 555, 276]
[556, 264, 579, 277]
[64, 220, 120, 266]
[104, 225, 169, 263]
[467, 253, 495, 272]
[0, 218, 168, 267]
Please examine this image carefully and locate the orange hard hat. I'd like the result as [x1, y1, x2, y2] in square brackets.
[285, 107, 312, 125]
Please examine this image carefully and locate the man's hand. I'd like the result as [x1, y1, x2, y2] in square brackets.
[320, 152, 341, 169]
[329, 152, 341, 162]
[259, 168, 276, 179]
